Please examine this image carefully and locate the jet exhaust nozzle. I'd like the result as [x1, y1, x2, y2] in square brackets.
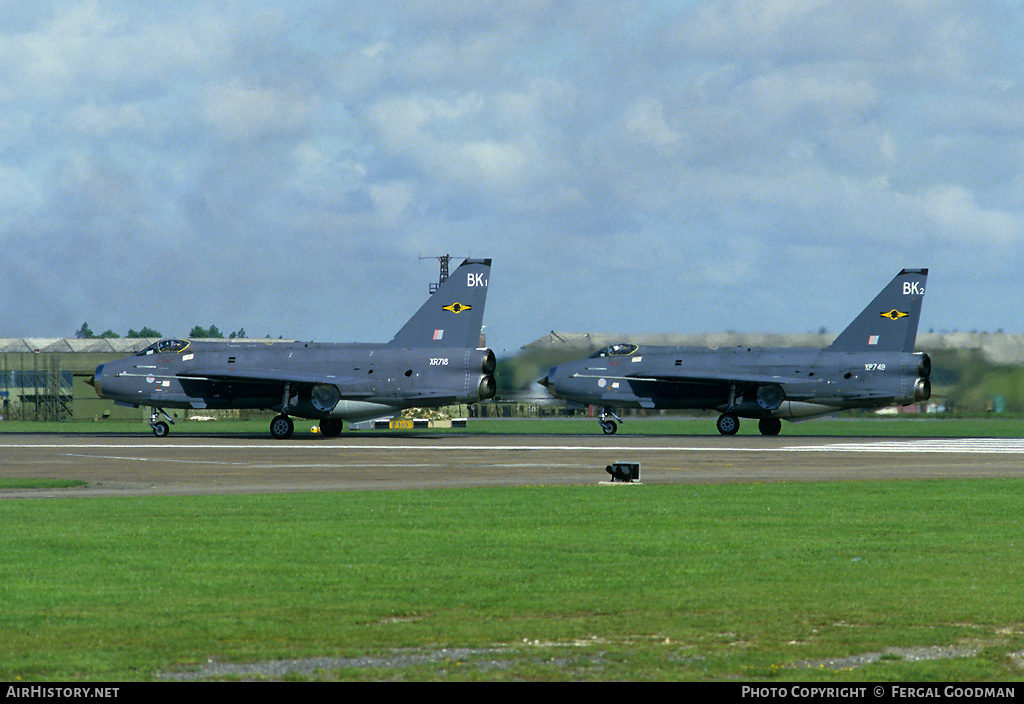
[914, 377, 931, 403]
[917, 352, 931, 379]
[478, 375, 496, 401]
[480, 348, 496, 375]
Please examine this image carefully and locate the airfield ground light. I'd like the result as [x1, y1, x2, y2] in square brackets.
[604, 461, 641, 483]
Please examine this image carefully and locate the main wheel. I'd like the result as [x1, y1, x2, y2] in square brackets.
[151, 421, 170, 438]
[319, 418, 343, 437]
[758, 418, 782, 436]
[600, 419, 618, 435]
[270, 414, 294, 440]
[716, 413, 740, 436]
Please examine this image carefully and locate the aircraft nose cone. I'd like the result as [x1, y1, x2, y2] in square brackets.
[539, 366, 558, 391]
[89, 364, 104, 395]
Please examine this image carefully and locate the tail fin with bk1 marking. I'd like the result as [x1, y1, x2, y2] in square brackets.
[388, 258, 491, 349]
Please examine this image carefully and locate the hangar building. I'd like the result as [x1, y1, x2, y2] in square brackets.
[0, 338, 158, 422]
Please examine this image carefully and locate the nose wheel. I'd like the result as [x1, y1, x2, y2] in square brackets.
[149, 408, 175, 437]
[598, 408, 622, 435]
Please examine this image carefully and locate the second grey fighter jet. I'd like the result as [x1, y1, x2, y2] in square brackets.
[91, 258, 495, 438]
[541, 269, 930, 435]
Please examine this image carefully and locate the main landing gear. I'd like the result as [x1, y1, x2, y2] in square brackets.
[714, 413, 783, 436]
[319, 418, 343, 437]
[270, 414, 294, 440]
[270, 416, 343, 439]
[716, 413, 739, 435]
[269, 383, 296, 440]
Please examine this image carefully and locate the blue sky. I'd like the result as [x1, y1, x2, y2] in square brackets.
[3, 0, 1024, 353]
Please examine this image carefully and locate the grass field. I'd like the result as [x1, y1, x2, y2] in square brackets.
[2, 479, 1024, 681]
[3, 415, 1023, 681]
[2, 414, 1024, 437]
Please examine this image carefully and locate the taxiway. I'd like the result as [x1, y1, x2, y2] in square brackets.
[3, 433, 1023, 499]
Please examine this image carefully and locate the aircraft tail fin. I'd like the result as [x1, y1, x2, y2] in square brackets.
[388, 258, 491, 348]
[827, 269, 928, 353]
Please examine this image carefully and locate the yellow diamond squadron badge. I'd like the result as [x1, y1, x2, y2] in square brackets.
[880, 309, 909, 320]
[443, 302, 471, 314]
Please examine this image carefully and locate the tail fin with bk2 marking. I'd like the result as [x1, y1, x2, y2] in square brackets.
[827, 269, 928, 353]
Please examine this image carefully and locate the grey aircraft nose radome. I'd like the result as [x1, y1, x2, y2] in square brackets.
[542, 269, 930, 436]
[91, 259, 495, 439]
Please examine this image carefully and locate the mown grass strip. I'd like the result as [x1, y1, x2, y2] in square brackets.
[3, 415, 1024, 437]
[2, 479, 1023, 681]
[0, 478, 86, 490]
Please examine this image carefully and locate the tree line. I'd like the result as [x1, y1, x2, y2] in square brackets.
[75, 322, 248, 340]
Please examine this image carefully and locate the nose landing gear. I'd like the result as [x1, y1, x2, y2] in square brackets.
[598, 408, 623, 435]
[149, 408, 175, 437]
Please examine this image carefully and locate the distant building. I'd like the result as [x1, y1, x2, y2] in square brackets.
[0, 338, 158, 421]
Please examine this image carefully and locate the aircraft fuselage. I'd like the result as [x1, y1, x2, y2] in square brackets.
[540, 268, 930, 435]
[544, 344, 930, 420]
[93, 339, 497, 421]
[89, 257, 495, 439]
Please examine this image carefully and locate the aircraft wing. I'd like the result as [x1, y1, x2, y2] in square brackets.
[636, 371, 907, 402]
[569, 371, 825, 399]
[394, 389, 463, 403]
[176, 370, 478, 403]
[176, 368, 375, 396]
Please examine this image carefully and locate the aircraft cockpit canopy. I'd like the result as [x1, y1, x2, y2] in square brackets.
[588, 343, 639, 359]
[137, 339, 190, 356]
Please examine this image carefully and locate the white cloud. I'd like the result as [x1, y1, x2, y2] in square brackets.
[364, 93, 548, 194]
[3, 0, 1024, 342]
[368, 181, 415, 224]
[201, 80, 320, 143]
[919, 184, 1022, 247]
[66, 100, 148, 137]
[0, 2, 234, 101]
[0, 164, 43, 225]
[625, 99, 682, 154]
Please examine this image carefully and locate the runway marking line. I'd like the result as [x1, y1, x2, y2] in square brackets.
[780, 439, 1024, 454]
[62, 453, 440, 469]
[7, 438, 1024, 455]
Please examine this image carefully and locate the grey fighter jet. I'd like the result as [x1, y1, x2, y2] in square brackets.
[540, 269, 930, 436]
[91, 259, 495, 438]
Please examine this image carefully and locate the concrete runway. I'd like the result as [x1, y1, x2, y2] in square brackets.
[3, 432, 1024, 499]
